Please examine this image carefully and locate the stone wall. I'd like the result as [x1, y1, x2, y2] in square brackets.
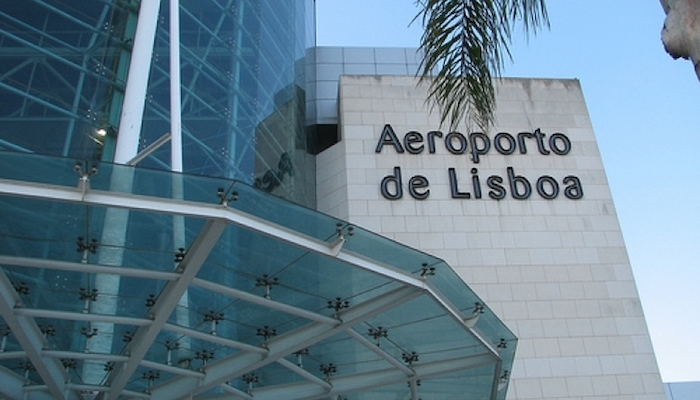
[317, 75, 665, 399]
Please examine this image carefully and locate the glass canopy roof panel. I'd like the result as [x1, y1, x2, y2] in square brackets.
[144, 333, 240, 371]
[412, 366, 503, 400]
[357, 299, 495, 366]
[166, 284, 310, 347]
[226, 180, 345, 241]
[0, 151, 238, 209]
[0, 264, 166, 321]
[424, 261, 518, 348]
[340, 228, 518, 357]
[44, 321, 141, 356]
[340, 224, 444, 275]
[343, 381, 415, 400]
[341, 228, 497, 319]
[0, 151, 85, 188]
[198, 231, 403, 316]
[0, 196, 98, 264]
[0, 315, 17, 352]
[91, 161, 239, 206]
[1, 151, 342, 245]
[0, 358, 44, 388]
[260, 251, 402, 314]
[310, 332, 389, 373]
[0, 152, 516, 399]
[197, 223, 313, 285]
[118, 211, 206, 271]
[228, 360, 308, 393]
[2, 265, 86, 315]
[0, 195, 208, 276]
[124, 365, 178, 394]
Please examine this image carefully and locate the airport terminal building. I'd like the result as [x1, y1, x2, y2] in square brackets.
[0, 1, 665, 399]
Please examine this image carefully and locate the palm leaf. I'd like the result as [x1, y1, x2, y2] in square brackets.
[416, 0, 548, 131]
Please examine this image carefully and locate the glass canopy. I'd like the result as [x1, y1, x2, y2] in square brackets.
[0, 151, 516, 400]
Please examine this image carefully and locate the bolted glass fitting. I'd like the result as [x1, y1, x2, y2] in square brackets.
[174, 247, 187, 263]
[76, 237, 98, 254]
[368, 326, 389, 347]
[255, 274, 279, 299]
[327, 297, 350, 312]
[402, 351, 419, 366]
[420, 262, 436, 277]
[319, 363, 337, 381]
[204, 310, 225, 335]
[256, 325, 277, 341]
[217, 186, 239, 205]
[195, 349, 215, 367]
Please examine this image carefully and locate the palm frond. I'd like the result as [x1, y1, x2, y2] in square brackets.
[416, 0, 548, 131]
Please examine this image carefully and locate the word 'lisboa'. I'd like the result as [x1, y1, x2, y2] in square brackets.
[375, 124, 584, 201]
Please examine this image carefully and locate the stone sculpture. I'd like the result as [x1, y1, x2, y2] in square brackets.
[660, 0, 700, 79]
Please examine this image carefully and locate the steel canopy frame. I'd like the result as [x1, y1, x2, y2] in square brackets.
[104, 219, 228, 399]
[0, 176, 507, 399]
[0, 272, 78, 400]
[148, 286, 425, 398]
[0, 177, 499, 354]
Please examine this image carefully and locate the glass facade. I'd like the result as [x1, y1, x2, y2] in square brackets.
[0, 0, 315, 206]
[0, 0, 137, 158]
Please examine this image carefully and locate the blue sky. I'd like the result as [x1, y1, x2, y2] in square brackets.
[317, 0, 700, 383]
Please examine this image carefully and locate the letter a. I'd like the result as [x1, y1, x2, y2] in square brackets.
[375, 124, 405, 153]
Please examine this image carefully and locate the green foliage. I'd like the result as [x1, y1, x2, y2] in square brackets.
[416, 0, 549, 130]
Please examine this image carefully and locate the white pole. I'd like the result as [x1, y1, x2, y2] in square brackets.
[169, 0, 183, 172]
[169, 0, 190, 353]
[114, 0, 162, 164]
[84, 0, 162, 386]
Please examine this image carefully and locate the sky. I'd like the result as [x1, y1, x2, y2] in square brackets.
[317, 0, 700, 383]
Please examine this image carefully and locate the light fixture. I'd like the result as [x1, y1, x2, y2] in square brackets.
[96, 128, 107, 137]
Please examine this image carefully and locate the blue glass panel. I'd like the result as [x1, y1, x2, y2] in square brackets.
[0, 0, 137, 159]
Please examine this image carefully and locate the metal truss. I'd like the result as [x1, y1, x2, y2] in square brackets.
[0, 0, 133, 156]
